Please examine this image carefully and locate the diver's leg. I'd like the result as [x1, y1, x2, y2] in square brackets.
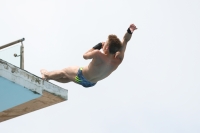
[40, 66, 79, 83]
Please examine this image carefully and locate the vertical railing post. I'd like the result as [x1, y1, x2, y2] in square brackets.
[20, 42, 24, 69]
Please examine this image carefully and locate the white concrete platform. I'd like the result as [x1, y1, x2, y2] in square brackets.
[0, 59, 68, 122]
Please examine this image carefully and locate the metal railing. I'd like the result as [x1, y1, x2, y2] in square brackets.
[0, 38, 25, 69]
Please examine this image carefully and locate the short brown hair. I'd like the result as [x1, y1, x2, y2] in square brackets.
[107, 35, 122, 54]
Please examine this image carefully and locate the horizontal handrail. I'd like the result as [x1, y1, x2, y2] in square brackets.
[0, 38, 25, 50]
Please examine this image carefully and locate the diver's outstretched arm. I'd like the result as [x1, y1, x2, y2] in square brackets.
[115, 24, 137, 61]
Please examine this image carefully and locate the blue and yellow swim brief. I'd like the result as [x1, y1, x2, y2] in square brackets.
[75, 68, 96, 88]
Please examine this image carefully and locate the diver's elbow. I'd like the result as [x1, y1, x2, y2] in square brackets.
[83, 54, 88, 60]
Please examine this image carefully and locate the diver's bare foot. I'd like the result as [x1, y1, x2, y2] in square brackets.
[40, 69, 48, 80]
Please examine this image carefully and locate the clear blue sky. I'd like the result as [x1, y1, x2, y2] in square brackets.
[0, 0, 200, 133]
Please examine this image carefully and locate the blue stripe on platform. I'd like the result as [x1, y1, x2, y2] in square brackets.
[0, 76, 41, 112]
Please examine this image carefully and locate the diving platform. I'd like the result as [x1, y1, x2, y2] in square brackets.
[0, 59, 68, 122]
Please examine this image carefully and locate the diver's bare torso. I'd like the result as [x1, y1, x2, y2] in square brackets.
[82, 50, 122, 83]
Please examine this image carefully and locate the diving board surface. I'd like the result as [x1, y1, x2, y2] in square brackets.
[0, 59, 68, 122]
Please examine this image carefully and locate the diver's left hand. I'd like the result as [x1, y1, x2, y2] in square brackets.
[129, 24, 137, 32]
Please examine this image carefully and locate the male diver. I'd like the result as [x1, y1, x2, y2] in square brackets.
[40, 23, 137, 87]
